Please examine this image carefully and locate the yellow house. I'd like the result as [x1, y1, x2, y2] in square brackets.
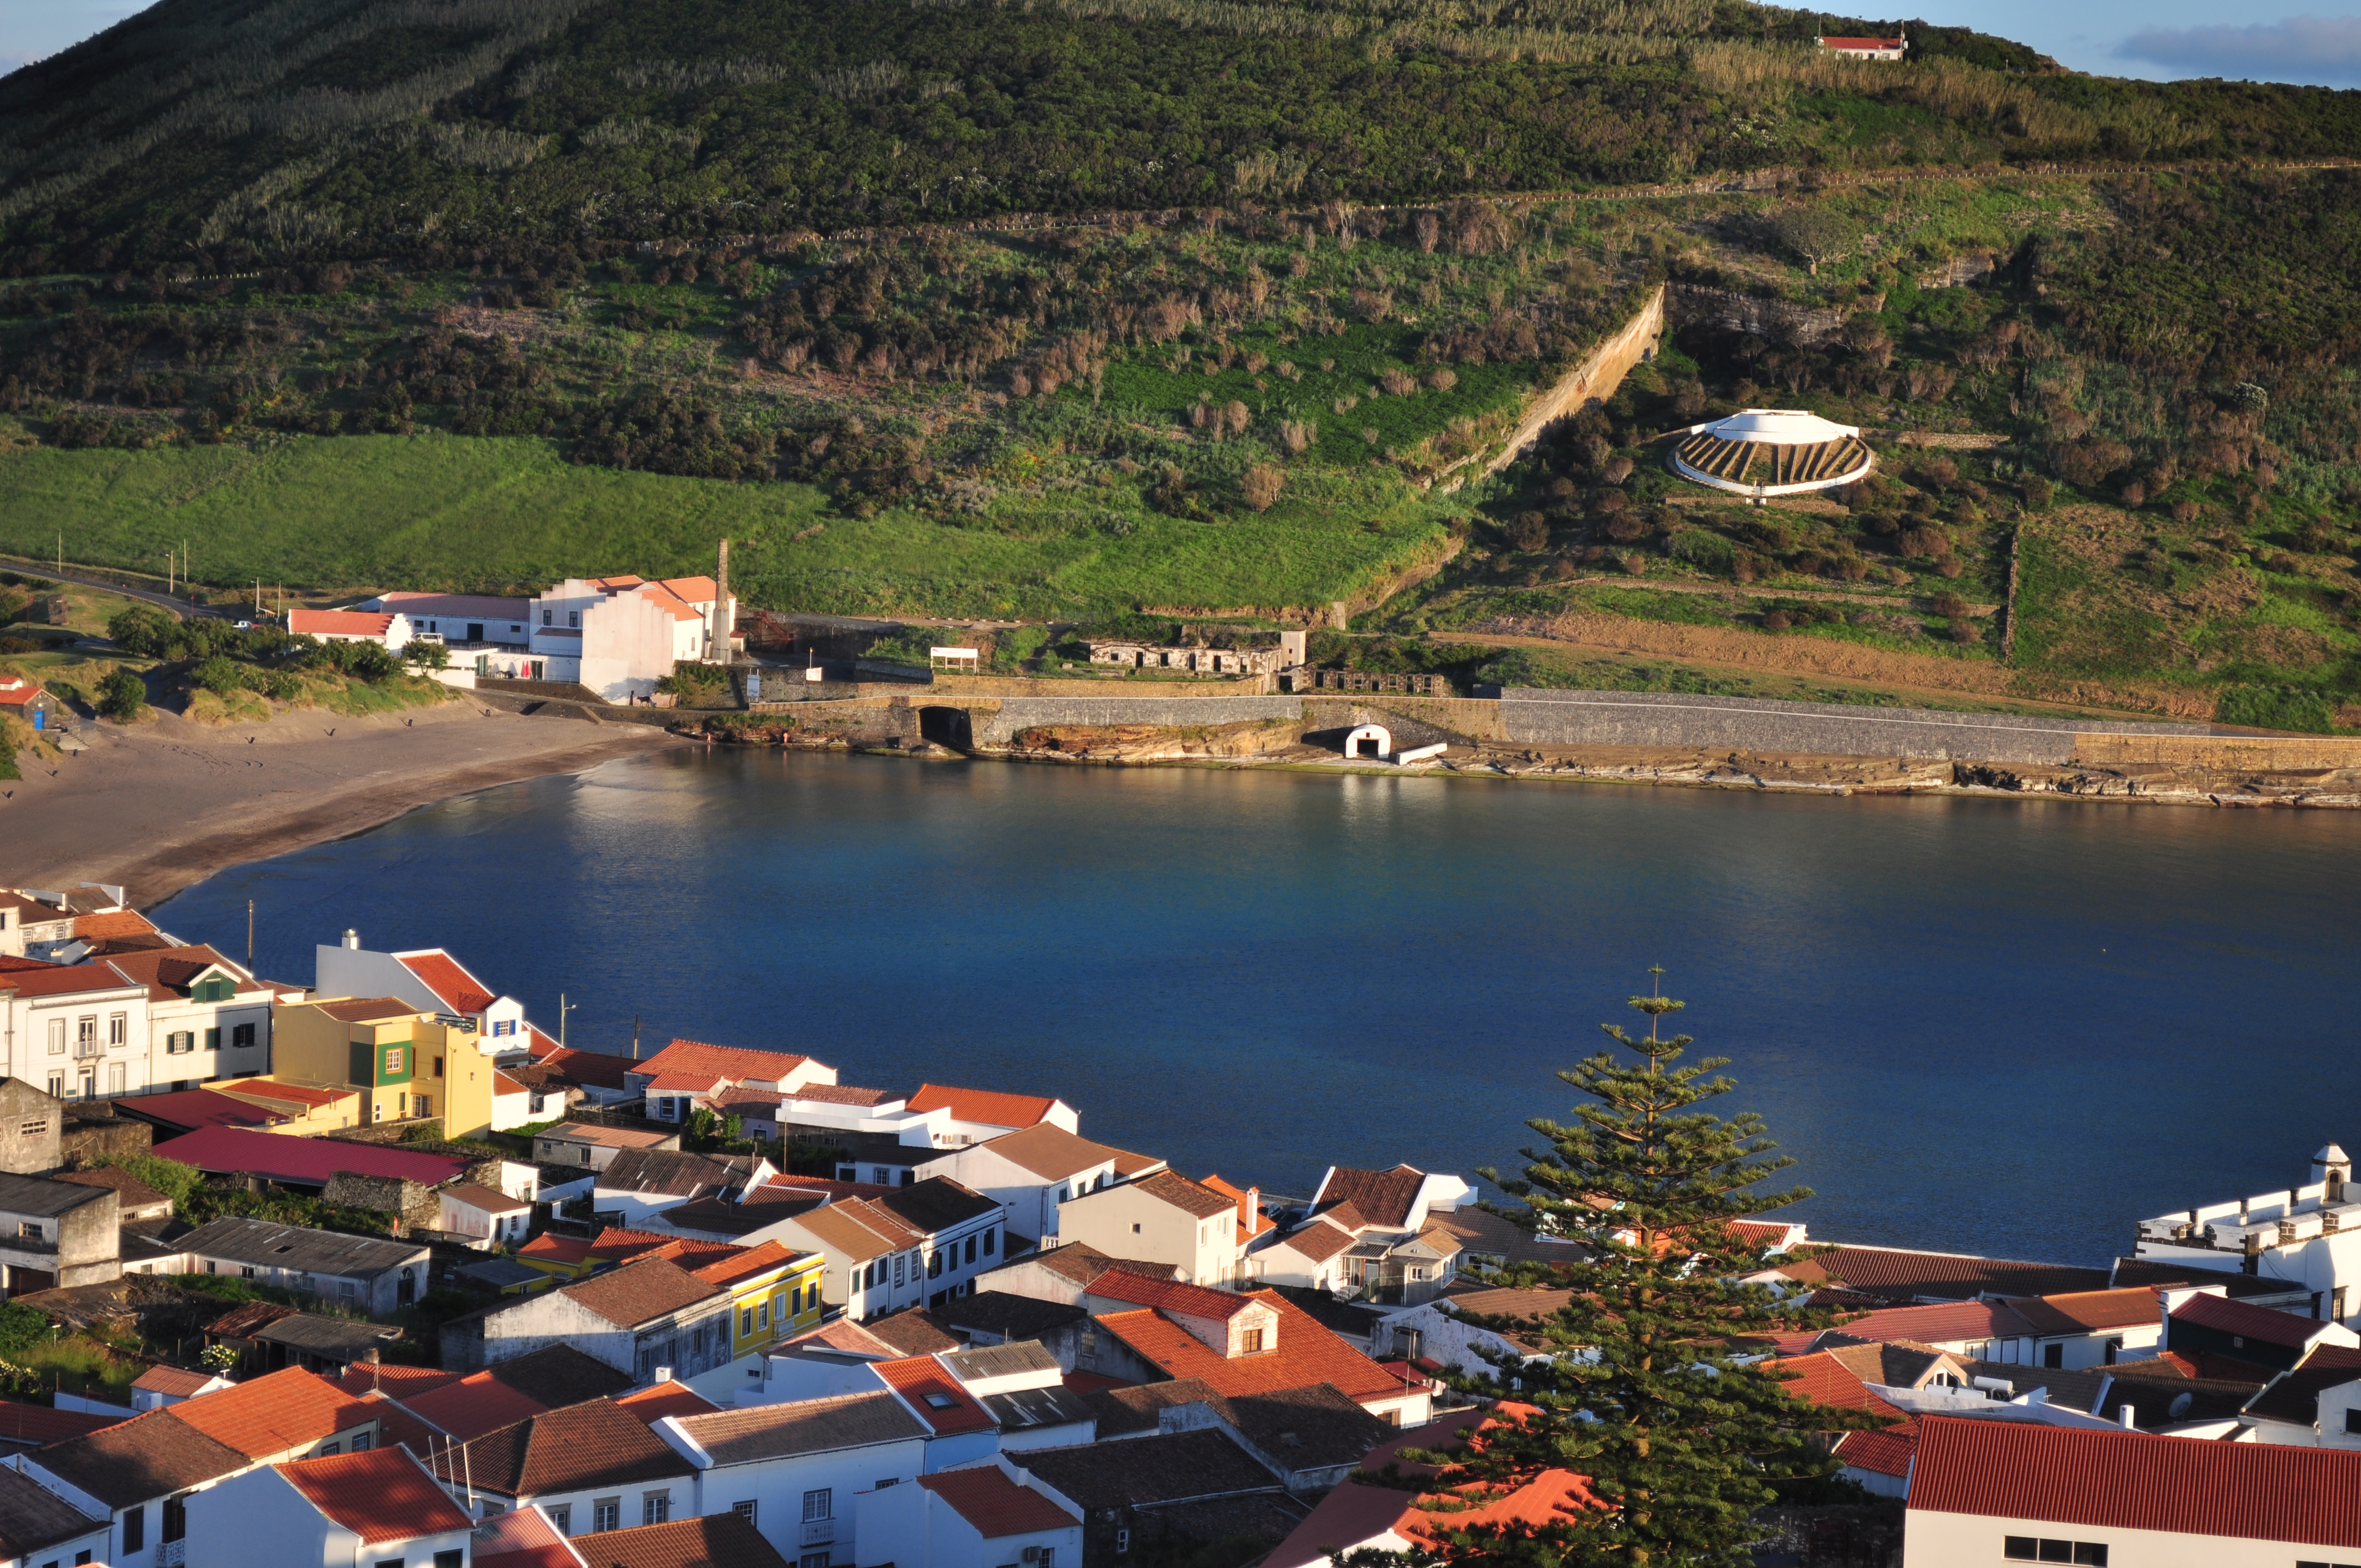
[692, 1242, 827, 1357]
[514, 1232, 600, 1285]
[269, 997, 501, 1137]
[209, 1078, 365, 1133]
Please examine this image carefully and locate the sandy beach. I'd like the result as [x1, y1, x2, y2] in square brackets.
[1, 699, 684, 907]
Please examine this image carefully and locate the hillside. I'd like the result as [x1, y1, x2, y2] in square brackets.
[2, 0, 2360, 727]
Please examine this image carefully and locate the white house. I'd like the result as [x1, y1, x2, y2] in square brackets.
[1375, 1284, 1572, 1380]
[508, 574, 734, 701]
[1255, 1213, 1358, 1292]
[0, 1463, 108, 1566]
[1056, 1171, 1243, 1286]
[0, 961, 150, 1103]
[363, 591, 532, 649]
[768, 1179, 1005, 1320]
[313, 933, 532, 1046]
[182, 1446, 473, 1568]
[936, 1342, 1095, 1451]
[2134, 1144, 2361, 1326]
[439, 1183, 534, 1249]
[853, 1457, 1082, 1568]
[916, 1123, 1163, 1244]
[286, 608, 414, 649]
[1902, 1413, 2361, 1566]
[908, 1084, 1080, 1147]
[653, 1390, 928, 1563]
[423, 1397, 698, 1532]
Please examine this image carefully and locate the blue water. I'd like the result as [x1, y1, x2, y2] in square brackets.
[154, 749, 2361, 1267]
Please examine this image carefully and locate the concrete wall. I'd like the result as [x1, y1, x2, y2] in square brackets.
[973, 695, 1301, 745]
[1479, 285, 1666, 480]
[1499, 689, 2208, 765]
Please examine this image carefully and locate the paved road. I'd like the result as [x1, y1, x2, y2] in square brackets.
[1, 557, 231, 624]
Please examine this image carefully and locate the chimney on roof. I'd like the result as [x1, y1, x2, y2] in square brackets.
[342, 929, 360, 950]
[2118, 1403, 2135, 1429]
[710, 540, 731, 662]
[654, 1364, 673, 1384]
[2316, 1145, 2351, 1203]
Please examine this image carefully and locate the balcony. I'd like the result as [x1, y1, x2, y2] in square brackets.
[799, 1519, 837, 1548]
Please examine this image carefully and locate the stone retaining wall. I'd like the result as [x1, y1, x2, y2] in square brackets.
[1479, 286, 1666, 481]
[1499, 689, 2209, 765]
[972, 694, 1302, 744]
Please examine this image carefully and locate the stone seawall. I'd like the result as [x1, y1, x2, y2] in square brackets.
[1498, 689, 2210, 766]
[974, 694, 1301, 744]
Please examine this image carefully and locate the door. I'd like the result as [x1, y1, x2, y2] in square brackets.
[398, 1267, 417, 1306]
[467, 623, 483, 641]
[29, 707, 40, 731]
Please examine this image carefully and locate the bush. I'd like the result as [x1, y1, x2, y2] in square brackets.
[402, 640, 451, 671]
[1239, 465, 1283, 513]
[106, 606, 174, 656]
[188, 656, 248, 696]
[96, 669, 146, 721]
[1503, 512, 1549, 551]
[1669, 531, 1736, 573]
[2216, 684, 2336, 734]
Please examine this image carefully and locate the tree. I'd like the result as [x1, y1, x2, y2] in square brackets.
[401, 639, 451, 671]
[1416, 974, 1869, 1566]
[1767, 209, 1864, 276]
[97, 668, 146, 721]
[106, 606, 175, 657]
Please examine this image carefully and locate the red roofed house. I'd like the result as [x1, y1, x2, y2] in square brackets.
[0, 676, 63, 732]
[183, 1444, 473, 1568]
[1765, 1299, 2041, 1361]
[913, 1122, 1165, 1244]
[0, 959, 152, 1103]
[1267, 1406, 1598, 1568]
[2167, 1289, 2360, 1373]
[520, 573, 735, 702]
[628, 1039, 837, 1124]
[857, 1456, 1081, 1568]
[313, 932, 538, 1060]
[1085, 1288, 1434, 1426]
[870, 1353, 1002, 1467]
[1816, 32, 1906, 58]
[287, 606, 413, 648]
[470, 1504, 588, 1568]
[1057, 1169, 1247, 1286]
[1905, 1412, 2361, 1565]
[909, 1082, 1079, 1144]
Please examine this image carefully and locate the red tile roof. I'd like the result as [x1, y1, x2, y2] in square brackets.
[167, 1366, 376, 1460]
[1775, 1245, 2107, 1304]
[152, 1126, 469, 1187]
[560, 1256, 723, 1329]
[1398, 1469, 1599, 1553]
[1131, 1170, 1236, 1221]
[2005, 1287, 2164, 1336]
[279, 1447, 472, 1543]
[518, 1233, 596, 1268]
[1094, 1293, 1411, 1404]
[1200, 1174, 1272, 1239]
[635, 1039, 812, 1087]
[70, 909, 160, 943]
[400, 1371, 551, 1441]
[397, 952, 498, 1016]
[538, 1046, 637, 1092]
[580, 1514, 781, 1568]
[1767, 1299, 2036, 1354]
[916, 1467, 1078, 1538]
[1766, 1352, 1907, 1420]
[1834, 1420, 1919, 1478]
[614, 1382, 722, 1425]
[471, 1504, 587, 1568]
[2171, 1291, 2340, 1348]
[0, 1400, 121, 1445]
[1086, 1272, 1259, 1321]
[909, 1083, 1059, 1130]
[644, 1073, 728, 1095]
[1910, 1414, 2361, 1545]
[1315, 1165, 1427, 1229]
[0, 962, 146, 999]
[761, 1173, 897, 1202]
[873, 1355, 996, 1434]
[335, 1364, 462, 1400]
[289, 608, 396, 638]
[690, 1240, 808, 1291]
[133, 1365, 221, 1398]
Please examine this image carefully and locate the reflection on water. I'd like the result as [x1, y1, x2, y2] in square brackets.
[159, 749, 2361, 1264]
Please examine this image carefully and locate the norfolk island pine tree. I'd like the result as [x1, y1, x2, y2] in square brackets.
[1351, 972, 1879, 1567]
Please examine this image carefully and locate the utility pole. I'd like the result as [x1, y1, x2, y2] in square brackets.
[246, 900, 254, 971]
[632, 1015, 641, 1059]
[559, 993, 578, 1048]
[165, 551, 173, 596]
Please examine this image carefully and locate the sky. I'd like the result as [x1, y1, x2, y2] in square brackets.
[4, 0, 2361, 86]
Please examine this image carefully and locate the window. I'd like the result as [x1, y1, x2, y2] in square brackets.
[742, 1307, 756, 1337]
[434, 1058, 445, 1078]
[1240, 1328, 1265, 1353]
[983, 1227, 995, 1255]
[800, 1556, 829, 1568]
[319, 1442, 341, 1456]
[2347, 1408, 2361, 1435]
[735, 1501, 758, 1525]
[352, 1432, 371, 1451]
[121, 1506, 144, 1554]
[162, 1494, 187, 1545]
[2003, 1542, 2107, 1566]
[45, 1020, 63, 1055]
[415, 1096, 431, 1119]
[782, 1288, 795, 1317]
[372, 1560, 402, 1568]
[107, 1064, 124, 1097]
[384, 1047, 405, 1076]
[542, 608, 553, 626]
[44, 1074, 61, 1099]
[928, 1251, 942, 1279]
[76, 1017, 95, 1047]
[546, 1506, 570, 1535]
[642, 1492, 671, 1526]
[435, 1553, 464, 1568]
[1131, 1223, 1143, 1235]
[964, 1235, 977, 1265]
[758, 1298, 769, 1329]
[894, 1253, 905, 1288]
[2043, 1343, 2064, 1369]
[1117, 1530, 1130, 1555]
[568, 611, 580, 628]
[592, 1500, 621, 1533]
[17, 1223, 39, 1241]
[872, 1166, 891, 1184]
[108, 1014, 128, 1045]
[167, 1032, 193, 1055]
[15, 1120, 41, 1139]
[203, 1027, 220, 1052]
[803, 1489, 832, 1522]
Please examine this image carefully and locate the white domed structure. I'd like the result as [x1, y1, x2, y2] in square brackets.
[1668, 408, 1875, 497]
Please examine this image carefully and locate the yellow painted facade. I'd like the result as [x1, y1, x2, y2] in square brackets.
[270, 998, 502, 1138]
[721, 1255, 828, 1357]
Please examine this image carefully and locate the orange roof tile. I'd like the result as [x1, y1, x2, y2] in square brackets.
[917, 1467, 1078, 1538]
[1086, 1272, 1259, 1321]
[1399, 1468, 1601, 1551]
[909, 1082, 1059, 1130]
[335, 1364, 463, 1400]
[1094, 1294, 1411, 1405]
[167, 1366, 375, 1460]
[70, 909, 160, 943]
[399, 1371, 550, 1442]
[1200, 1174, 1274, 1240]
[873, 1355, 995, 1434]
[396, 951, 497, 1016]
[518, 1233, 596, 1267]
[691, 1240, 809, 1291]
[1766, 1352, 1908, 1420]
[289, 608, 397, 638]
[636, 1039, 812, 1087]
[278, 1447, 472, 1543]
[614, 1382, 722, 1426]
[1834, 1420, 1919, 1478]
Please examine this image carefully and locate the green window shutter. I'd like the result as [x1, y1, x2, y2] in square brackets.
[204, 1028, 220, 1051]
[349, 1041, 372, 1087]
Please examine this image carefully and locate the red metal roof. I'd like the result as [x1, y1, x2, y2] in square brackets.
[153, 1126, 470, 1187]
[123, 1088, 287, 1132]
[2171, 1291, 2338, 1348]
[916, 1467, 1078, 1538]
[873, 1356, 995, 1435]
[909, 1082, 1058, 1129]
[1911, 1414, 2361, 1545]
[397, 951, 497, 1016]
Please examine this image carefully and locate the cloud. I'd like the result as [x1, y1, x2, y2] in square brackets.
[2116, 14, 2361, 85]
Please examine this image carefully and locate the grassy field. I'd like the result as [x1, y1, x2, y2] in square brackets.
[0, 432, 1456, 618]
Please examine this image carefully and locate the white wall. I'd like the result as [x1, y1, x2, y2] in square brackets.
[1058, 1186, 1237, 1284]
[581, 590, 681, 703]
[184, 1464, 353, 1568]
[1903, 1509, 2293, 1568]
[662, 1422, 924, 1563]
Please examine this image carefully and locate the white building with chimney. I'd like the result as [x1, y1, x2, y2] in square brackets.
[2134, 1144, 2361, 1325]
